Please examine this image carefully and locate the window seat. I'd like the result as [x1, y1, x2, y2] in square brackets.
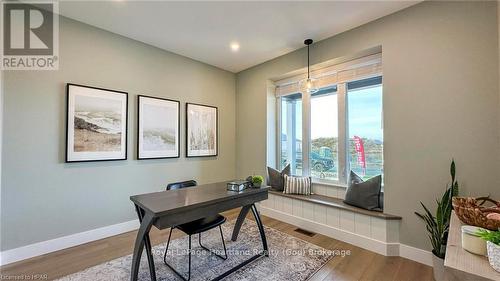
[259, 188, 402, 256]
[268, 190, 401, 220]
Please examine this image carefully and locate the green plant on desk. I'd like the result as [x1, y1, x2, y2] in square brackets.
[476, 229, 500, 245]
[252, 176, 264, 188]
[477, 228, 500, 272]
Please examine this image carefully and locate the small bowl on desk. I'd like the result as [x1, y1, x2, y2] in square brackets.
[252, 182, 262, 188]
[461, 225, 487, 256]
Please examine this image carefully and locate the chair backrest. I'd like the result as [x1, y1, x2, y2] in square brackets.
[166, 180, 197, 191]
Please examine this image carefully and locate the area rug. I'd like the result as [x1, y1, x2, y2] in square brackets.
[56, 220, 334, 281]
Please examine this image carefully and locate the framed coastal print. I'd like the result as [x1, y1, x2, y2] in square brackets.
[137, 95, 180, 159]
[66, 83, 128, 162]
[186, 103, 218, 157]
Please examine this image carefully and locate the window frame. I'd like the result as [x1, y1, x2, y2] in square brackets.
[276, 55, 382, 186]
[278, 94, 303, 176]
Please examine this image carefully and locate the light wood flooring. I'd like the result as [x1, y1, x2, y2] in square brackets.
[0, 208, 433, 281]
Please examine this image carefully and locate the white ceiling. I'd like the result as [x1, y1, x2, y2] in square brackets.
[58, 1, 420, 73]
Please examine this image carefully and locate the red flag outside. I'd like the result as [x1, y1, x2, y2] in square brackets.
[353, 136, 366, 175]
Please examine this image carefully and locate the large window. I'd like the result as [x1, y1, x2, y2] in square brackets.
[310, 86, 338, 181]
[277, 60, 383, 185]
[347, 77, 383, 180]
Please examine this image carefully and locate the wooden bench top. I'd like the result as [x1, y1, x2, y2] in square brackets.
[268, 190, 402, 220]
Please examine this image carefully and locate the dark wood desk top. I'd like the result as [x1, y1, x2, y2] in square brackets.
[131, 182, 268, 218]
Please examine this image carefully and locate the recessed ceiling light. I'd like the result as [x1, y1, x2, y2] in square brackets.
[230, 42, 240, 52]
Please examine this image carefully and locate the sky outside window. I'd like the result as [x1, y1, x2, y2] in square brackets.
[348, 85, 383, 141]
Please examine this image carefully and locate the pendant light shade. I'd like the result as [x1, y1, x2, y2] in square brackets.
[299, 39, 319, 94]
[299, 77, 319, 94]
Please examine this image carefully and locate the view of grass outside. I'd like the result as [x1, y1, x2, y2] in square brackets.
[309, 137, 382, 181]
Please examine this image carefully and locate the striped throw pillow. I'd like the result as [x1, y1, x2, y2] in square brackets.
[283, 174, 312, 195]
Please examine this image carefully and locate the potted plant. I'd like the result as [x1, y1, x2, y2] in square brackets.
[476, 229, 500, 272]
[252, 175, 264, 188]
[415, 160, 459, 281]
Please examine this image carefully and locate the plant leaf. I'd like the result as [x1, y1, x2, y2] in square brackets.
[436, 200, 443, 227]
[421, 202, 436, 225]
[450, 159, 456, 183]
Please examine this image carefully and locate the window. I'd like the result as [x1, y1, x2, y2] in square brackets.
[347, 77, 383, 180]
[310, 86, 338, 181]
[280, 93, 302, 175]
[276, 56, 383, 185]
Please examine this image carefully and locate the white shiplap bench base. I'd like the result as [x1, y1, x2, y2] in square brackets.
[258, 191, 401, 256]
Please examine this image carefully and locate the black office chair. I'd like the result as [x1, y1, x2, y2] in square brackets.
[163, 180, 228, 281]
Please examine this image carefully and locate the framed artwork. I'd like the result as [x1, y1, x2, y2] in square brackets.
[186, 103, 218, 157]
[66, 83, 128, 162]
[137, 95, 180, 159]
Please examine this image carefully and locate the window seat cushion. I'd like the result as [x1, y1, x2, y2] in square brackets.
[268, 190, 401, 220]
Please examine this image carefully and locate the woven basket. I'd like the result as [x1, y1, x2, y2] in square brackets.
[452, 197, 500, 230]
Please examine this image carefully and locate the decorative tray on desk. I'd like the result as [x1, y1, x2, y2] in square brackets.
[227, 181, 251, 192]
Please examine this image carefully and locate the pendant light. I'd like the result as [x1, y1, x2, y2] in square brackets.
[299, 39, 319, 94]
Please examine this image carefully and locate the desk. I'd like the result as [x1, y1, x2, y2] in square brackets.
[444, 212, 500, 280]
[129, 182, 269, 281]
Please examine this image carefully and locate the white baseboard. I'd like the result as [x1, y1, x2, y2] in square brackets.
[260, 206, 433, 266]
[0, 219, 140, 266]
[399, 243, 433, 266]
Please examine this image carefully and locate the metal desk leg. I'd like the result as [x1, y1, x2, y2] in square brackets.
[251, 204, 269, 256]
[131, 205, 157, 281]
[231, 205, 251, 241]
[213, 203, 268, 281]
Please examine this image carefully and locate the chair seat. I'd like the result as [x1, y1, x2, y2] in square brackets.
[176, 214, 226, 235]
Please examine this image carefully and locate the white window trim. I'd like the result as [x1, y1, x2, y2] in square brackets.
[275, 53, 382, 185]
[276, 53, 382, 97]
[312, 178, 347, 189]
[337, 83, 348, 184]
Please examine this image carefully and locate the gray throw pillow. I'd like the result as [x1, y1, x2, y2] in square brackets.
[344, 171, 383, 211]
[267, 164, 290, 191]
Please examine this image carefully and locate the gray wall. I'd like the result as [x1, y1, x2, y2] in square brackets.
[498, 3, 500, 186]
[235, 1, 500, 250]
[1, 17, 236, 251]
[2, 1, 499, 254]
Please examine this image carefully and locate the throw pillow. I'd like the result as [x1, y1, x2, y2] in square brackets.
[283, 174, 312, 195]
[344, 171, 383, 211]
[267, 164, 290, 191]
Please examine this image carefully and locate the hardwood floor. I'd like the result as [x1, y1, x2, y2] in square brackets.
[0, 209, 432, 281]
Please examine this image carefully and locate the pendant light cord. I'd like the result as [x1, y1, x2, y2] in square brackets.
[307, 44, 310, 79]
[303, 38, 316, 93]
